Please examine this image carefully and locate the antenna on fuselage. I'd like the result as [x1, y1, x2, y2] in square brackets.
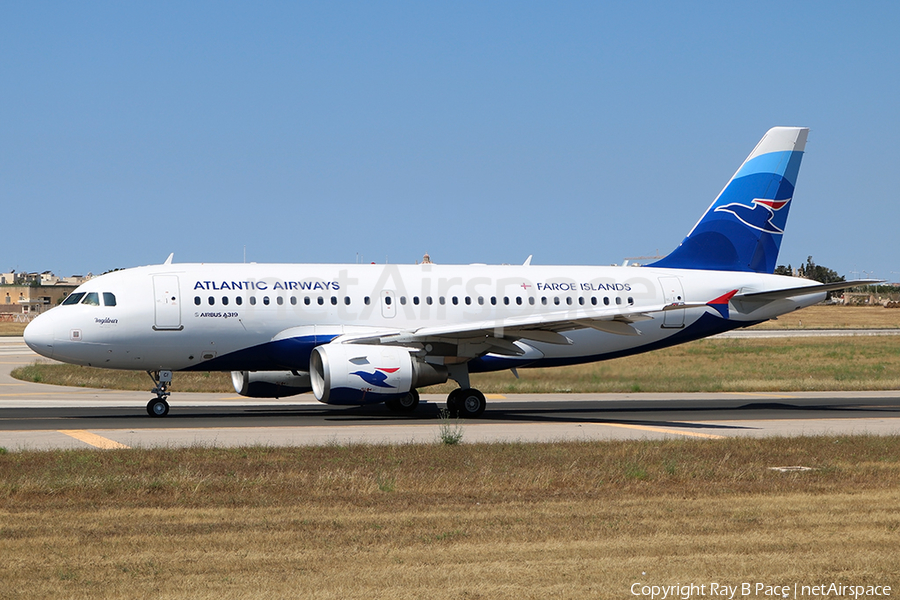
[163, 253, 174, 265]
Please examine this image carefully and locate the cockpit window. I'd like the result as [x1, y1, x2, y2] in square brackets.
[81, 292, 101, 306]
[103, 292, 117, 307]
[63, 292, 85, 306]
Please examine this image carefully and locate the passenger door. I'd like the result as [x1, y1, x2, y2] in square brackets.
[153, 275, 183, 330]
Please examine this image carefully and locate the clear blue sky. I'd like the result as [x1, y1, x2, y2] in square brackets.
[3, 2, 898, 281]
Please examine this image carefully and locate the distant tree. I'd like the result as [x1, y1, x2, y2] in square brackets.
[796, 256, 844, 284]
[773, 264, 793, 276]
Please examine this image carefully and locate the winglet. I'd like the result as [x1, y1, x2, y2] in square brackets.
[707, 290, 738, 318]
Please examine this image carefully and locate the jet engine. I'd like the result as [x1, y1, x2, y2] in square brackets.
[231, 370, 312, 398]
[310, 344, 448, 405]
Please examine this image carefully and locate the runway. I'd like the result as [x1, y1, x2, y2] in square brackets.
[2, 336, 899, 450]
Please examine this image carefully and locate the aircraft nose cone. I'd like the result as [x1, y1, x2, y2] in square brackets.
[24, 314, 55, 358]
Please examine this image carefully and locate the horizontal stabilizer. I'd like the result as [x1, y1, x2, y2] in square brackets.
[736, 279, 882, 301]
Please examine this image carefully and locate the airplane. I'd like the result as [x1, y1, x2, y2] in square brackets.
[23, 127, 877, 418]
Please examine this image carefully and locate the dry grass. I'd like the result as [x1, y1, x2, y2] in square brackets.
[436, 335, 900, 394]
[10, 305, 900, 395]
[1, 436, 898, 598]
[18, 335, 900, 394]
[750, 304, 900, 329]
[0, 321, 28, 336]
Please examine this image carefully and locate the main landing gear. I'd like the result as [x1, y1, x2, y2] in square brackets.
[146, 370, 172, 417]
[443, 364, 486, 418]
[385, 389, 420, 412]
[446, 388, 486, 418]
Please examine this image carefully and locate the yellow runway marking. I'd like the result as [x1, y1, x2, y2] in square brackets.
[485, 394, 506, 399]
[725, 392, 797, 399]
[600, 422, 725, 439]
[0, 390, 109, 397]
[58, 430, 130, 449]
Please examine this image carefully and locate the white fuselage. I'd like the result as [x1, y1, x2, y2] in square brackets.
[23, 261, 823, 374]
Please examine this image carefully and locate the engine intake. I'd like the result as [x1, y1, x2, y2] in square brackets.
[310, 344, 447, 405]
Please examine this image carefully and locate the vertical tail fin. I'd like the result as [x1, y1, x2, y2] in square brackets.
[649, 127, 809, 273]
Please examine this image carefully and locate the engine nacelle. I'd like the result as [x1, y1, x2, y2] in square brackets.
[310, 344, 448, 405]
[231, 370, 312, 398]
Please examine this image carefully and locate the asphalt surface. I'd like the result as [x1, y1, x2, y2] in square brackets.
[2, 335, 899, 450]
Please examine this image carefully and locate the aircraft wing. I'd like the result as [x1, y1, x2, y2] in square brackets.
[331, 301, 687, 357]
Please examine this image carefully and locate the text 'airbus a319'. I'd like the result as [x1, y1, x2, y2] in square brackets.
[24, 127, 874, 417]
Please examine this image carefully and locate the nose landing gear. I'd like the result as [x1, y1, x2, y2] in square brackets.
[146, 370, 172, 417]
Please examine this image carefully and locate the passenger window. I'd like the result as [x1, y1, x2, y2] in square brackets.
[628, 297, 634, 304]
[222, 296, 229, 306]
[426, 296, 433, 305]
[591, 297, 597, 306]
[503, 297, 509, 305]
[541, 297, 548, 305]
[439, 297, 445, 305]
[236, 296, 243, 306]
[277, 297, 284, 306]
[317, 297, 324, 305]
[616, 297, 622, 305]
[63, 293, 85, 305]
[103, 292, 117, 307]
[385, 296, 392, 306]
[529, 297, 535, 305]
[344, 297, 350, 305]
[566, 297, 573, 305]
[81, 292, 100, 306]
[553, 297, 560, 305]
[516, 297, 522, 305]
[208, 297, 215, 305]
[413, 296, 420, 305]
[578, 297, 584, 306]
[400, 296, 407, 305]
[490, 297, 496, 306]
[263, 296, 270, 306]
[478, 297, 484, 305]
[250, 297, 257, 306]
[604, 297, 610, 306]
[364, 296, 370, 305]
[305, 297, 311, 305]
[331, 297, 337, 305]
[452, 296, 458, 305]
[290, 297, 297, 306]
[465, 297, 471, 305]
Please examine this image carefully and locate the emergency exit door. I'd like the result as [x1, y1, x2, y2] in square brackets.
[658, 276, 685, 328]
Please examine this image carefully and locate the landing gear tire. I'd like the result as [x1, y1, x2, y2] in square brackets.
[446, 388, 463, 417]
[454, 388, 486, 418]
[146, 370, 172, 417]
[147, 398, 170, 417]
[386, 389, 420, 412]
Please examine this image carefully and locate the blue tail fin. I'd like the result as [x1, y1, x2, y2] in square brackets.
[649, 127, 808, 274]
